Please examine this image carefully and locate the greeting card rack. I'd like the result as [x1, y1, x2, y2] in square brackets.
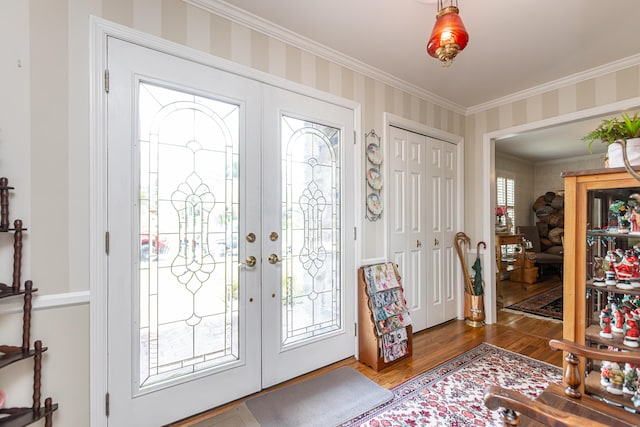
[357, 263, 412, 371]
[0, 177, 57, 426]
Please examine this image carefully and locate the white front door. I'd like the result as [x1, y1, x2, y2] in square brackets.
[261, 86, 356, 387]
[105, 38, 355, 426]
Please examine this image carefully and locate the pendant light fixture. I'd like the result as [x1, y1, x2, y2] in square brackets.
[426, 0, 469, 66]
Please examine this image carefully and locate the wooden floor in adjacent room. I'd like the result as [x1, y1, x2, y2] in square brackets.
[170, 276, 563, 426]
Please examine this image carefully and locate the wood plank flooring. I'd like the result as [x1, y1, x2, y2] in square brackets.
[169, 277, 564, 426]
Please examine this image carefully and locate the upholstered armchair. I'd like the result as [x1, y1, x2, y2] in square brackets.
[517, 225, 563, 280]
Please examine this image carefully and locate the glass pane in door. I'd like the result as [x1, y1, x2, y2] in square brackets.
[281, 116, 342, 346]
[138, 82, 240, 390]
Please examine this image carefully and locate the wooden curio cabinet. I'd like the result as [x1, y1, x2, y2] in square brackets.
[563, 168, 640, 412]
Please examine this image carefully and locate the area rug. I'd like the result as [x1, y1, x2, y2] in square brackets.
[503, 286, 563, 321]
[232, 366, 393, 427]
[341, 343, 561, 427]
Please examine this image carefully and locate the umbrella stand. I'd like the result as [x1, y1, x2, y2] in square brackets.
[454, 232, 487, 327]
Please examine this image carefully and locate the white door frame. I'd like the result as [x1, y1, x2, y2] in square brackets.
[383, 113, 465, 321]
[89, 16, 361, 426]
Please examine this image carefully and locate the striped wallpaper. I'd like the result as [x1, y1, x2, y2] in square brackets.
[27, 0, 640, 276]
[97, 0, 640, 247]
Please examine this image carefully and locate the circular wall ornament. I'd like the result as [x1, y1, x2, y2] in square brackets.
[367, 167, 383, 190]
[367, 193, 383, 215]
[367, 142, 383, 165]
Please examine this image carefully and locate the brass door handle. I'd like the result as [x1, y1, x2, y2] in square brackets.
[239, 255, 257, 268]
[434, 238, 440, 246]
[268, 253, 282, 264]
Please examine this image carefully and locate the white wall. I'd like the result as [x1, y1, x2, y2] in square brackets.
[495, 152, 535, 227]
[533, 154, 604, 197]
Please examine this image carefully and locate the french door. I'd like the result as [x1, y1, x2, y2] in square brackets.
[106, 38, 355, 426]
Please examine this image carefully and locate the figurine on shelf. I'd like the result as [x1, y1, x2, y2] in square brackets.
[605, 251, 618, 285]
[613, 249, 640, 289]
[593, 256, 606, 284]
[609, 200, 628, 233]
[631, 206, 640, 234]
[633, 380, 640, 408]
[601, 360, 613, 386]
[624, 318, 640, 347]
[606, 362, 625, 395]
[623, 364, 639, 396]
[599, 307, 613, 338]
[612, 301, 625, 334]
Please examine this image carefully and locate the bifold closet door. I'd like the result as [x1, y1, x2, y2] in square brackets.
[388, 126, 457, 332]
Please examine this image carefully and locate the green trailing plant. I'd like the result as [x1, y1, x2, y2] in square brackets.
[583, 112, 640, 153]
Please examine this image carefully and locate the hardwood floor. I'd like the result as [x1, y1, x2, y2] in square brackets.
[169, 276, 563, 426]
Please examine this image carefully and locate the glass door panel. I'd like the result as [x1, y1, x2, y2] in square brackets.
[137, 82, 241, 390]
[281, 116, 342, 347]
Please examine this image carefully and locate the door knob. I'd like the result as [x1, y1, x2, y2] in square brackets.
[416, 240, 422, 248]
[239, 256, 257, 268]
[434, 238, 440, 246]
[268, 253, 282, 264]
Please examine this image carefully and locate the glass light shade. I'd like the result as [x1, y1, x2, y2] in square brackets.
[426, 6, 469, 64]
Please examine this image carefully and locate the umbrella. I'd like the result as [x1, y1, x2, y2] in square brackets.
[472, 257, 484, 296]
[454, 232, 487, 296]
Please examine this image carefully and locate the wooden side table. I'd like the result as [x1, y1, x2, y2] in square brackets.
[496, 233, 524, 307]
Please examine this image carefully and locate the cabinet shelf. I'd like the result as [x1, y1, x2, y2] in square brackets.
[587, 281, 640, 297]
[585, 325, 640, 351]
[587, 230, 640, 239]
[585, 371, 639, 414]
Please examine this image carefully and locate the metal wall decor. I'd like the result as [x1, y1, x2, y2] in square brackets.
[365, 129, 383, 221]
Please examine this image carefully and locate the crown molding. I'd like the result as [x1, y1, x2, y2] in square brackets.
[183, 0, 466, 114]
[466, 53, 640, 115]
[184, 0, 640, 117]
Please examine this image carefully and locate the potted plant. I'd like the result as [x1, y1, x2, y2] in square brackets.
[583, 112, 640, 168]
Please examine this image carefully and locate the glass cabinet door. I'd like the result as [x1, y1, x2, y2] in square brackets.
[584, 185, 640, 408]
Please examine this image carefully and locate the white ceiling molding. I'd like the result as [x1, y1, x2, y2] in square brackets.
[184, 0, 640, 118]
[184, 0, 466, 114]
[466, 53, 640, 115]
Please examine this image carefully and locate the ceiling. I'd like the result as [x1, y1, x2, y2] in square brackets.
[214, 0, 640, 161]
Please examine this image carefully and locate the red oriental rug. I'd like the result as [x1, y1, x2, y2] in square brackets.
[503, 286, 563, 321]
[342, 343, 561, 427]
